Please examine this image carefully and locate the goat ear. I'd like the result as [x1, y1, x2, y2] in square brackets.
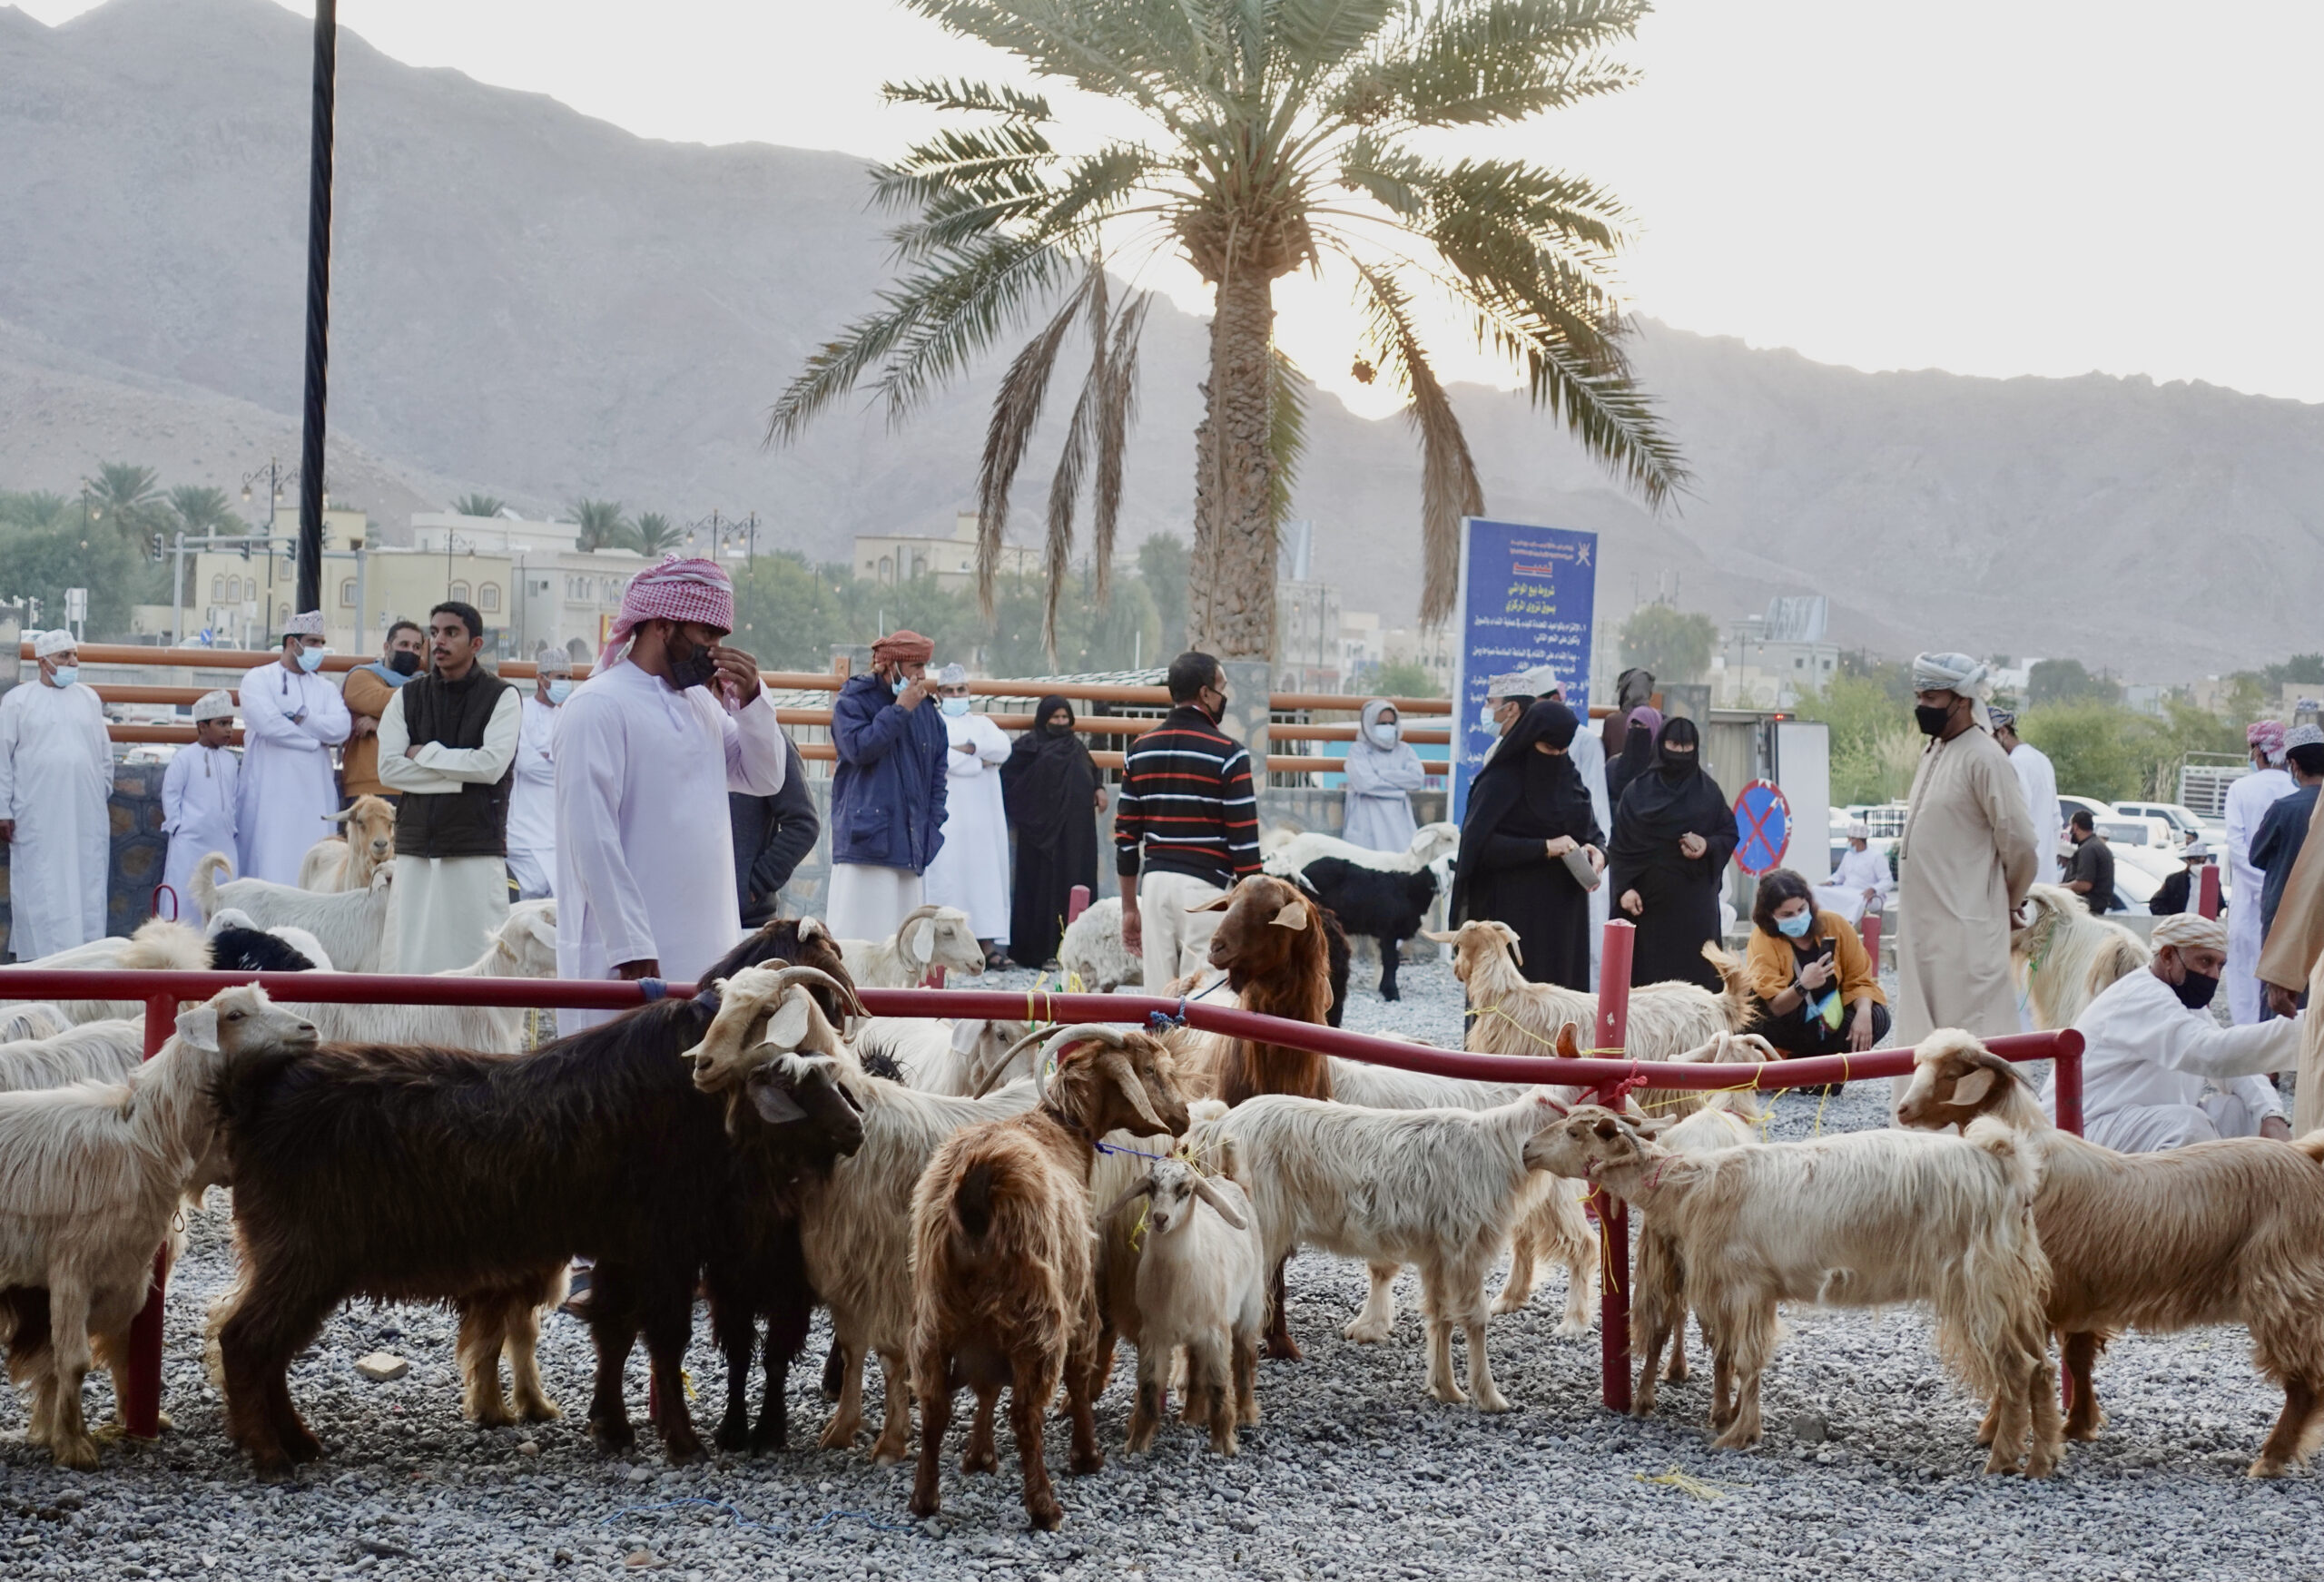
[1101, 1177, 1153, 1221]
[799, 917, 827, 941]
[1188, 1173, 1248, 1232]
[747, 1071, 808, 1126]
[763, 992, 812, 1052]
[1186, 889, 1236, 912]
[1948, 1066, 1998, 1107]
[1553, 1024, 1582, 1059]
[1100, 1049, 1169, 1135]
[324, 807, 355, 824]
[174, 1005, 221, 1053]
[1421, 929, 1459, 944]
[904, 919, 935, 963]
[1268, 899, 1309, 930]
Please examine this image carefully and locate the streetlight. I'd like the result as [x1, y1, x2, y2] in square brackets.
[687, 509, 760, 565]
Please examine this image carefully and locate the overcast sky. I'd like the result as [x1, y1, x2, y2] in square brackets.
[31, 0, 2324, 416]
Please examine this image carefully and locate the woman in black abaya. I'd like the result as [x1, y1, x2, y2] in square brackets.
[1002, 695, 1103, 969]
[1608, 716, 1738, 991]
[1602, 704, 1663, 830]
[1449, 700, 1605, 988]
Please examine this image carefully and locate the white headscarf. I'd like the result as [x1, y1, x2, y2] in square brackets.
[1359, 698, 1400, 751]
[1911, 652, 1994, 731]
[2152, 911, 2228, 956]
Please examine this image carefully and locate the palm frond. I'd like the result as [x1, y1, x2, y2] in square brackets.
[1354, 0, 1647, 128]
[872, 121, 1058, 217]
[1348, 260, 1483, 625]
[902, 0, 1207, 127]
[1039, 268, 1110, 657]
[1266, 344, 1313, 536]
[1088, 291, 1151, 605]
[882, 76, 1055, 120]
[975, 263, 1098, 618]
[885, 142, 1156, 263]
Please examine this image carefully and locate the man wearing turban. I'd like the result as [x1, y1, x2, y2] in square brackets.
[2225, 719, 2299, 1025]
[552, 556, 790, 1032]
[825, 629, 950, 941]
[1893, 653, 2038, 1054]
[2047, 910, 2301, 1152]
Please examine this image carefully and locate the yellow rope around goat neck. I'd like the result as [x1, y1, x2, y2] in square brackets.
[1478, 1003, 1624, 1056]
[1635, 1466, 1736, 1499]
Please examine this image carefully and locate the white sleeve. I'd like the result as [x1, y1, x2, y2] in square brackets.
[0, 693, 15, 818]
[974, 717, 1010, 766]
[239, 669, 320, 751]
[411, 688, 522, 782]
[305, 674, 350, 747]
[88, 694, 113, 791]
[556, 698, 657, 967]
[2230, 1071, 2287, 1121]
[161, 750, 190, 832]
[2153, 1007, 2304, 1081]
[722, 692, 787, 797]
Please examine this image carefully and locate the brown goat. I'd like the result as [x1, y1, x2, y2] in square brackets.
[1896, 1029, 2324, 1477]
[908, 1025, 1190, 1530]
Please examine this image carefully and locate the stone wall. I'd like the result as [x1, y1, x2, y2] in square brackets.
[0, 755, 172, 960]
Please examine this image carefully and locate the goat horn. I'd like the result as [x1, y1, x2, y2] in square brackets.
[1100, 1177, 1153, 1221]
[972, 1024, 1057, 1099]
[1187, 1172, 1247, 1232]
[897, 904, 945, 929]
[1039, 1023, 1130, 1064]
[762, 964, 866, 1021]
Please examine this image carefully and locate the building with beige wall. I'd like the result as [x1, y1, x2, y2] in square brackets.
[853, 513, 1040, 592]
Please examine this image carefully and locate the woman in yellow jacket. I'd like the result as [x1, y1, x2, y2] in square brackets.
[1744, 869, 1889, 1057]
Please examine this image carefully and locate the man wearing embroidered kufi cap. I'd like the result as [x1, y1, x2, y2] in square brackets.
[234, 610, 351, 885]
[161, 690, 241, 928]
[0, 631, 113, 956]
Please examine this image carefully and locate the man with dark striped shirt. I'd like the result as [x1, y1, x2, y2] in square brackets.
[1116, 650, 1262, 988]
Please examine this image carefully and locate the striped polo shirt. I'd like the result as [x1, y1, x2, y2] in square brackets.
[1114, 704, 1262, 887]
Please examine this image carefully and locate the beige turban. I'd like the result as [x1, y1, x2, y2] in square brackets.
[2152, 912, 2228, 956]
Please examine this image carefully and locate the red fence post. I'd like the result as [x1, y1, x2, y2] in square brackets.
[122, 992, 179, 1439]
[2053, 1031, 2084, 1139]
[1858, 911, 1881, 971]
[2198, 863, 2221, 919]
[1595, 919, 1636, 1415]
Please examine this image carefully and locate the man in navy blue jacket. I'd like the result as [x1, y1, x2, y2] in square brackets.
[826, 628, 948, 941]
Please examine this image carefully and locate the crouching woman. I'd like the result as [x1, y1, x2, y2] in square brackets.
[1745, 869, 1888, 1056]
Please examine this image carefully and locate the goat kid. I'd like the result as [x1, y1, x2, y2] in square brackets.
[297, 794, 397, 892]
[909, 1025, 1190, 1530]
[1105, 1147, 1265, 1456]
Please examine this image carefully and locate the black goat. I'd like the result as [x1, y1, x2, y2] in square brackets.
[210, 922, 863, 1477]
[207, 925, 320, 974]
[1290, 857, 1435, 1002]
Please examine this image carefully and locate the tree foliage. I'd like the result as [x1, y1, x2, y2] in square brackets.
[168, 486, 239, 536]
[568, 498, 632, 553]
[1618, 603, 1716, 683]
[1373, 660, 1443, 700]
[2028, 657, 2119, 709]
[632, 511, 684, 556]
[451, 493, 507, 518]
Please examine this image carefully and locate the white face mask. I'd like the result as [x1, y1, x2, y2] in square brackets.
[940, 695, 970, 718]
[295, 645, 326, 673]
[546, 679, 572, 705]
[1367, 719, 1399, 749]
[48, 665, 79, 688]
[1478, 703, 1499, 734]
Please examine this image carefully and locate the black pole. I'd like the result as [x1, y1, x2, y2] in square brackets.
[294, 0, 338, 616]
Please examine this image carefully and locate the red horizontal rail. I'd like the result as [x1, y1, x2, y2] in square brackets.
[0, 968, 2081, 1093]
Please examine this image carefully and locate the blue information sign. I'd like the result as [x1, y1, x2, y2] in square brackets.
[1733, 780, 1792, 875]
[1449, 518, 1599, 820]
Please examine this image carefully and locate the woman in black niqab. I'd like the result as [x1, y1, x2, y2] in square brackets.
[1002, 695, 1102, 968]
[1607, 716, 1738, 991]
[1451, 700, 1606, 988]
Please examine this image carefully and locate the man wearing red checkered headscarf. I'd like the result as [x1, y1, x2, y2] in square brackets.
[552, 555, 794, 1032]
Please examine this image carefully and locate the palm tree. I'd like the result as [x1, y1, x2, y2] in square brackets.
[452, 493, 506, 519]
[769, 0, 1684, 661]
[84, 461, 165, 540]
[0, 491, 71, 530]
[633, 511, 684, 555]
[569, 497, 631, 553]
[168, 485, 239, 536]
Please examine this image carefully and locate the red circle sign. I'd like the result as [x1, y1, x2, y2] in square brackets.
[1733, 780, 1792, 876]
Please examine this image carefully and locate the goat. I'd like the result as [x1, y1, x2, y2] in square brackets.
[0, 916, 323, 1026]
[908, 1025, 1190, 1530]
[838, 905, 986, 988]
[206, 912, 331, 974]
[2012, 883, 2150, 1029]
[290, 900, 556, 1054]
[0, 1019, 145, 1096]
[0, 986, 317, 1468]
[853, 1016, 1038, 1097]
[683, 968, 1039, 1461]
[0, 1005, 69, 1044]
[1192, 1088, 1572, 1411]
[296, 794, 397, 892]
[1263, 820, 1461, 878]
[1285, 856, 1436, 1001]
[1531, 1103, 2062, 1476]
[1103, 1147, 1265, 1456]
[208, 923, 864, 1475]
[1897, 1029, 2324, 1477]
[1628, 1096, 1762, 1416]
[1058, 896, 1141, 992]
[191, 852, 396, 973]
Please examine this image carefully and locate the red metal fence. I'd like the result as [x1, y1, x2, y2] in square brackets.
[7, 938, 2083, 1432]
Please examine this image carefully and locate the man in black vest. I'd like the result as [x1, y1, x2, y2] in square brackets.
[378, 600, 521, 972]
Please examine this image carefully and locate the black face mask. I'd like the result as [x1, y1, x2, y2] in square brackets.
[668, 635, 717, 691]
[1915, 703, 1955, 736]
[1659, 752, 1696, 780]
[1042, 717, 1072, 738]
[2171, 969, 2220, 1011]
[387, 651, 420, 677]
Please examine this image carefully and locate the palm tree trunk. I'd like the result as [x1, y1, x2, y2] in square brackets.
[1188, 268, 1277, 662]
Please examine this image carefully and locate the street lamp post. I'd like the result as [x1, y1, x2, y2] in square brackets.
[294, 0, 340, 618]
[688, 508, 760, 565]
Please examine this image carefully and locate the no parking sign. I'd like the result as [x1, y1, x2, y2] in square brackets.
[1733, 780, 1791, 876]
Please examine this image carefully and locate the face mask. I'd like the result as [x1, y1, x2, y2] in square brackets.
[940, 696, 970, 718]
[296, 646, 325, 673]
[48, 665, 78, 688]
[891, 674, 910, 698]
[1368, 720, 1400, 749]
[546, 679, 572, 705]
[1203, 689, 1227, 723]
[1659, 752, 1696, 780]
[1776, 909, 1813, 938]
[1915, 703, 1953, 737]
[387, 651, 420, 677]
[1479, 703, 1500, 734]
[668, 637, 717, 692]
[2171, 969, 2220, 1011]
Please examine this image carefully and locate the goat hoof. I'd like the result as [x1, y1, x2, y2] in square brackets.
[662, 1430, 707, 1464]
[960, 1446, 999, 1476]
[908, 1489, 941, 1521]
[1663, 1360, 1689, 1383]
[1427, 1383, 1468, 1406]
[816, 1417, 858, 1451]
[870, 1438, 909, 1468]
[713, 1418, 751, 1454]
[747, 1419, 788, 1453]
[1025, 1496, 1064, 1531]
[1474, 1390, 1513, 1414]
[1263, 1336, 1303, 1362]
[1341, 1320, 1391, 1346]
[1709, 1426, 1759, 1451]
[282, 1427, 325, 1465]
[1552, 1317, 1590, 1339]
[2247, 1458, 2289, 1480]
[1069, 1448, 1104, 1476]
[51, 1436, 100, 1472]
[586, 1419, 635, 1456]
[517, 1399, 562, 1424]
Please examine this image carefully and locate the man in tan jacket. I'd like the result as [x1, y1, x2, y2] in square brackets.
[2258, 773, 2324, 1131]
[340, 621, 424, 800]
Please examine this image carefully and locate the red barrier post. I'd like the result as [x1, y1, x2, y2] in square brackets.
[1595, 919, 1636, 1415]
[1067, 885, 1091, 925]
[2053, 1029, 2084, 1138]
[1858, 911, 1881, 971]
[122, 992, 180, 1439]
[2198, 863, 2221, 919]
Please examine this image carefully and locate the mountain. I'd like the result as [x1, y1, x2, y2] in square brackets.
[4, 0, 2319, 675]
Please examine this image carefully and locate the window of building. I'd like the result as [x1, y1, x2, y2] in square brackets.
[449, 580, 471, 602]
[340, 577, 357, 607]
[227, 575, 243, 603]
[911, 555, 928, 579]
[879, 555, 893, 582]
[211, 574, 225, 601]
[478, 583, 500, 613]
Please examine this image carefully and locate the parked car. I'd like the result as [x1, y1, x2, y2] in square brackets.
[2114, 801, 2204, 844]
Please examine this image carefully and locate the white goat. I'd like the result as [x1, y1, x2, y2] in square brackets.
[0, 919, 212, 1024]
[836, 904, 986, 988]
[1058, 896, 1141, 992]
[0, 1005, 70, 1044]
[0, 985, 318, 1468]
[296, 794, 398, 892]
[289, 900, 557, 1053]
[852, 1016, 1037, 1096]
[1627, 1096, 1763, 1415]
[1262, 820, 1461, 878]
[2012, 882, 2150, 1029]
[1191, 1088, 1572, 1410]
[190, 852, 396, 973]
[681, 965, 1039, 1463]
[1104, 1148, 1265, 1455]
[1529, 1105, 2061, 1476]
[0, 1020, 145, 1096]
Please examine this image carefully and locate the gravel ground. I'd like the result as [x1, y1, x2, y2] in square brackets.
[3, 958, 2318, 1581]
